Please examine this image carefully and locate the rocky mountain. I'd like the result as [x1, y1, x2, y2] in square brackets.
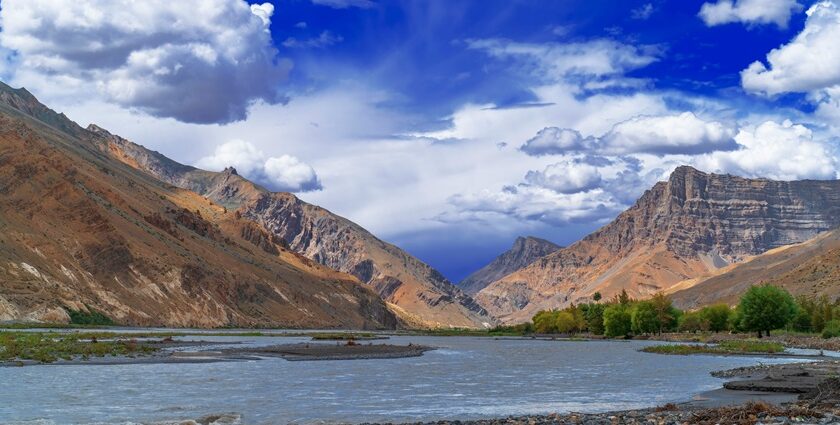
[477, 166, 840, 323]
[669, 228, 840, 309]
[91, 122, 491, 329]
[459, 236, 561, 295]
[0, 82, 397, 328]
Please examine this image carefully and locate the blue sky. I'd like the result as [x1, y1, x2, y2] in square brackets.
[1, 0, 839, 282]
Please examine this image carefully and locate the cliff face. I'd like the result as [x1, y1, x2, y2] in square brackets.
[95, 123, 491, 329]
[459, 237, 561, 295]
[477, 166, 840, 323]
[0, 83, 397, 329]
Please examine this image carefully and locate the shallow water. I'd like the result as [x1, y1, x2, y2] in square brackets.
[0, 334, 803, 424]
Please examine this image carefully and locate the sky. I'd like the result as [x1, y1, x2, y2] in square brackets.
[0, 0, 839, 282]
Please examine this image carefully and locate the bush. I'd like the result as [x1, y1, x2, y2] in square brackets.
[583, 303, 605, 335]
[822, 320, 840, 339]
[737, 285, 796, 338]
[64, 306, 115, 326]
[603, 305, 632, 338]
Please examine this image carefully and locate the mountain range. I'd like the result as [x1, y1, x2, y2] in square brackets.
[2, 80, 840, 329]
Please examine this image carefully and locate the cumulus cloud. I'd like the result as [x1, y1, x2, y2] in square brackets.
[699, 0, 802, 28]
[0, 0, 289, 124]
[598, 112, 737, 155]
[694, 120, 839, 181]
[443, 157, 659, 227]
[520, 112, 737, 157]
[311, 0, 376, 9]
[196, 140, 323, 192]
[741, 1, 840, 95]
[524, 160, 603, 194]
[520, 127, 587, 156]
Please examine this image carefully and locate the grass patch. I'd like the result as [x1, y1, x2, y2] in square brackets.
[0, 332, 157, 363]
[642, 340, 785, 355]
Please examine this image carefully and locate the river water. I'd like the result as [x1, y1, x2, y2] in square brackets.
[0, 334, 803, 424]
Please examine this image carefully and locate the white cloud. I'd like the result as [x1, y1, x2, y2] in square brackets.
[699, 0, 802, 28]
[524, 160, 603, 194]
[466, 38, 660, 83]
[196, 140, 323, 192]
[520, 127, 587, 156]
[520, 112, 737, 157]
[597, 112, 737, 155]
[741, 1, 840, 95]
[0, 0, 289, 124]
[694, 120, 839, 180]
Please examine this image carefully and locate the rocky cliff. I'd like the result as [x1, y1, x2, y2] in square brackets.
[92, 122, 491, 328]
[0, 82, 397, 328]
[459, 236, 560, 295]
[477, 166, 840, 323]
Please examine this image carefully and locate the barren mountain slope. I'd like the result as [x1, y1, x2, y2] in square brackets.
[478, 166, 840, 323]
[0, 82, 397, 329]
[459, 236, 560, 295]
[669, 229, 840, 309]
[92, 119, 491, 328]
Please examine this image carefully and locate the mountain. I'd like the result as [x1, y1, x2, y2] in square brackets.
[477, 166, 840, 323]
[90, 123, 491, 329]
[0, 82, 396, 328]
[459, 236, 561, 295]
[669, 228, 840, 309]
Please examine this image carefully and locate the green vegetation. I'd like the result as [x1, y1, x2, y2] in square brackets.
[738, 284, 797, 338]
[0, 332, 157, 363]
[64, 306, 115, 326]
[822, 320, 840, 339]
[643, 340, 785, 355]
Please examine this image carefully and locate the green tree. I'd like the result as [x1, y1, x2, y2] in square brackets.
[583, 303, 605, 335]
[822, 319, 840, 339]
[631, 302, 658, 335]
[593, 292, 602, 302]
[738, 284, 797, 338]
[555, 311, 577, 334]
[678, 311, 709, 333]
[650, 293, 676, 335]
[533, 310, 558, 334]
[603, 305, 632, 338]
[700, 304, 731, 332]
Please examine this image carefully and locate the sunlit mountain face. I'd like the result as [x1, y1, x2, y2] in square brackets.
[0, 0, 835, 282]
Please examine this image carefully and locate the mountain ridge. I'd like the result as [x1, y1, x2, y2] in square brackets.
[477, 166, 840, 323]
[459, 236, 561, 295]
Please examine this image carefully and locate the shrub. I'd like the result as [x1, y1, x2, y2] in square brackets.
[822, 320, 840, 339]
[63, 306, 115, 326]
[555, 312, 578, 334]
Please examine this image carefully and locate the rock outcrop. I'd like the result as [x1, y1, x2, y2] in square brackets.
[477, 166, 840, 323]
[459, 236, 560, 295]
[91, 115, 491, 329]
[0, 81, 397, 328]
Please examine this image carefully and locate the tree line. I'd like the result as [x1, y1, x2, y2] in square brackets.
[525, 285, 840, 339]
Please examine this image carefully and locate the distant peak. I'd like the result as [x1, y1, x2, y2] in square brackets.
[223, 166, 238, 176]
[86, 123, 111, 135]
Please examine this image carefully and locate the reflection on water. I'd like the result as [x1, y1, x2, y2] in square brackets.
[0, 335, 803, 424]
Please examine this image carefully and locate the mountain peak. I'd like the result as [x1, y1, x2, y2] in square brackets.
[459, 235, 561, 295]
[223, 166, 239, 176]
